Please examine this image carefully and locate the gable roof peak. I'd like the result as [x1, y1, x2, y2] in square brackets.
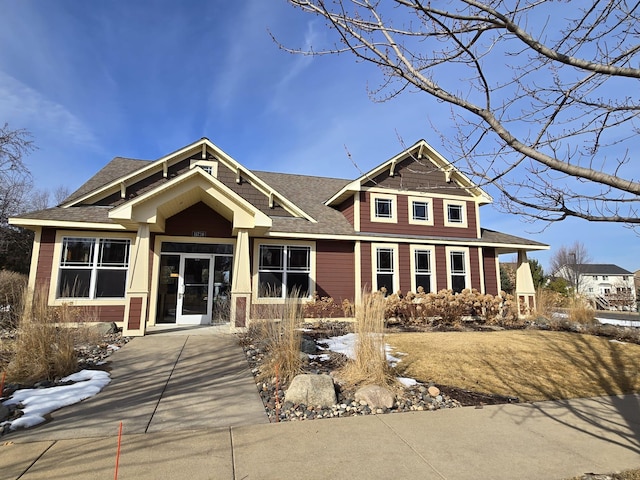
[325, 139, 493, 206]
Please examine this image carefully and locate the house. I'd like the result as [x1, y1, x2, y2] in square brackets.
[9, 138, 549, 335]
[561, 264, 636, 311]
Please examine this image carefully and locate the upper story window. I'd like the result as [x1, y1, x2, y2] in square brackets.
[58, 237, 130, 299]
[602, 275, 609, 281]
[408, 196, 434, 226]
[444, 200, 468, 228]
[258, 244, 311, 298]
[370, 193, 397, 223]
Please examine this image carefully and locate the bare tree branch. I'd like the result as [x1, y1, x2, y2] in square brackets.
[283, 0, 640, 227]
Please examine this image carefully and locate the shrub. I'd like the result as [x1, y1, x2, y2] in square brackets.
[0, 270, 28, 327]
[303, 292, 344, 319]
[248, 291, 305, 384]
[339, 292, 394, 388]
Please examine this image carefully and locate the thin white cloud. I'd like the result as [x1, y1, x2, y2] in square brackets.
[0, 70, 99, 149]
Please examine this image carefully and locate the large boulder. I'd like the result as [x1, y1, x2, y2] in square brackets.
[93, 322, 118, 335]
[355, 385, 395, 409]
[285, 374, 337, 407]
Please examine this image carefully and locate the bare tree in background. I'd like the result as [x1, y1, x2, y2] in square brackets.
[284, 1, 640, 226]
[0, 123, 34, 225]
[549, 241, 591, 295]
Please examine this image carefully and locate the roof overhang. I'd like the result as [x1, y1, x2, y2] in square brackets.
[108, 167, 272, 234]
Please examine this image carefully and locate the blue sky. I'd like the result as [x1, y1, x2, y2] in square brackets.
[1, 1, 638, 273]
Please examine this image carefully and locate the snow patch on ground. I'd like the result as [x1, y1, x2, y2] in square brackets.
[2, 370, 111, 430]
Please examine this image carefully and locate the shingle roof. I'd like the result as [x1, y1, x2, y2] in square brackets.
[63, 157, 151, 204]
[580, 264, 632, 275]
[12, 151, 548, 250]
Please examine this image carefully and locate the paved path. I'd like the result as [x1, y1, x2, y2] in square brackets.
[1, 327, 639, 479]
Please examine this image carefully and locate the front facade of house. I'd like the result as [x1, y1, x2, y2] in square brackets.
[10, 139, 548, 335]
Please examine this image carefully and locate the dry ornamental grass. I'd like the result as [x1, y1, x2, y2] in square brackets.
[387, 330, 640, 402]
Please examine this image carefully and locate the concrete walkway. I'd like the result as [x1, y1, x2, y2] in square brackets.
[1, 327, 639, 479]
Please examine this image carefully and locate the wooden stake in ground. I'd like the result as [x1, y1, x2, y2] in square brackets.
[114, 421, 123, 480]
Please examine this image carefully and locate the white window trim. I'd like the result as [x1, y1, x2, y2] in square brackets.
[49, 231, 135, 306]
[445, 246, 471, 292]
[443, 200, 468, 228]
[410, 245, 436, 293]
[190, 159, 218, 177]
[370, 192, 397, 224]
[252, 239, 316, 303]
[371, 243, 399, 294]
[408, 196, 434, 226]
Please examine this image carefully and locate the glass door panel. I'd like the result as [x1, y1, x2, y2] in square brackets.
[177, 255, 213, 324]
[156, 255, 179, 323]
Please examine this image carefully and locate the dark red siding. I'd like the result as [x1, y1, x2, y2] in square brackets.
[483, 248, 499, 295]
[337, 195, 355, 227]
[127, 297, 142, 329]
[470, 247, 481, 291]
[315, 241, 355, 301]
[359, 192, 478, 238]
[164, 202, 232, 237]
[398, 243, 411, 294]
[35, 228, 56, 292]
[434, 245, 447, 291]
[360, 241, 372, 292]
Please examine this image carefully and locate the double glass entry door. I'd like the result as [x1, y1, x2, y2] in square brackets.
[157, 253, 232, 325]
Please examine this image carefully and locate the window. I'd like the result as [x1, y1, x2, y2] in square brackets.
[448, 249, 467, 293]
[58, 237, 130, 299]
[258, 244, 311, 298]
[444, 200, 467, 227]
[375, 198, 392, 218]
[375, 247, 395, 294]
[409, 197, 433, 225]
[593, 275, 598, 280]
[603, 275, 609, 281]
[370, 193, 397, 223]
[414, 249, 432, 293]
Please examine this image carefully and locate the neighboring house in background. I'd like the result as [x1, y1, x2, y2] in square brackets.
[9, 138, 548, 336]
[558, 264, 636, 310]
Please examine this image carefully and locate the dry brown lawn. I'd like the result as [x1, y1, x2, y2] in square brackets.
[387, 330, 640, 402]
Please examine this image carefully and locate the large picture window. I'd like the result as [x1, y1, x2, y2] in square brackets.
[58, 237, 130, 299]
[258, 244, 311, 298]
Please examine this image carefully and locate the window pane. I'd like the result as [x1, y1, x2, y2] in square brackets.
[413, 202, 428, 221]
[95, 270, 127, 298]
[287, 273, 310, 297]
[375, 198, 392, 218]
[58, 269, 91, 298]
[259, 245, 284, 269]
[451, 275, 466, 293]
[450, 252, 465, 273]
[415, 251, 431, 272]
[98, 239, 129, 266]
[259, 272, 283, 297]
[448, 204, 463, 223]
[377, 248, 393, 272]
[376, 274, 394, 292]
[62, 238, 94, 265]
[415, 274, 431, 293]
[288, 247, 310, 270]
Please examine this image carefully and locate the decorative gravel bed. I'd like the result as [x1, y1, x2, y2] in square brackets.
[241, 323, 518, 423]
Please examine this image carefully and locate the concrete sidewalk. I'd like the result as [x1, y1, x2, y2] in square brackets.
[1, 328, 639, 479]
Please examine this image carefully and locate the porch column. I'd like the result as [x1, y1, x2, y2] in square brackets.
[515, 250, 536, 317]
[230, 228, 251, 330]
[123, 223, 150, 336]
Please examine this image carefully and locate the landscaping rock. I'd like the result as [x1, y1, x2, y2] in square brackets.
[428, 385, 441, 397]
[0, 404, 8, 422]
[285, 374, 337, 407]
[93, 322, 118, 335]
[300, 336, 317, 354]
[355, 385, 395, 409]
